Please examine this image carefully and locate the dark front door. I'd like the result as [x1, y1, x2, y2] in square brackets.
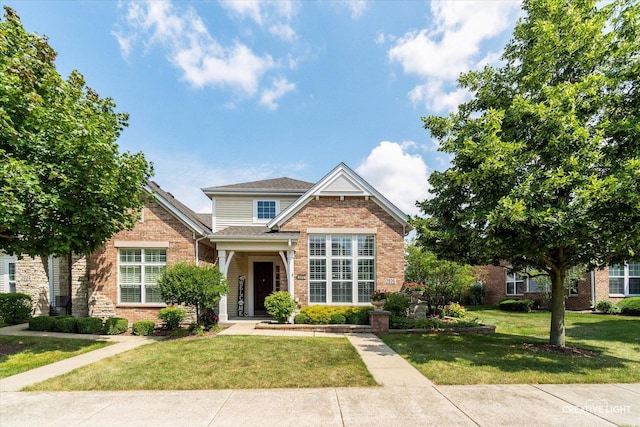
[254, 262, 273, 315]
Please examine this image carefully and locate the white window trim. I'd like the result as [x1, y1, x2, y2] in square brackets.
[253, 200, 279, 223]
[505, 271, 525, 296]
[3, 256, 16, 293]
[308, 234, 375, 305]
[117, 248, 167, 306]
[609, 262, 640, 297]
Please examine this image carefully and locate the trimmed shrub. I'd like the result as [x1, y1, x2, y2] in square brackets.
[293, 313, 308, 324]
[77, 317, 103, 334]
[158, 307, 186, 330]
[104, 317, 128, 335]
[0, 293, 33, 325]
[132, 320, 156, 336]
[499, 299, 534, 312]
[617, 297, 640, 316]
[29, 315, 56, 331]
[264, 291, 297, 323]
[596, 300, 620, 314]
[444, 302, 466, 318]
[53, 316, 78, 333]
[384, 292, 411, 329]
[345, 307, 372, 325]
[329, 313, 346, 324]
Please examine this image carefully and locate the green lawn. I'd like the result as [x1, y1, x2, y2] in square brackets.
[25, 335, 377, 391]
[380, 308, 640, 385]
[0, 336, 113, 379]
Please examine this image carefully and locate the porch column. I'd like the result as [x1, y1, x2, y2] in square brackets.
[217, 250, 235, 322]
[279, 250, 296, 300]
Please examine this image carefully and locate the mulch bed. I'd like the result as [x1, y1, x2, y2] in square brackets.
[0, 341, 26, 357]
[523, 342, 600, 357]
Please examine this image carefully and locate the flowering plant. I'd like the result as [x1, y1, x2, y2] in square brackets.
[370, 289, 389, 302]
[403, 282, 427, 294]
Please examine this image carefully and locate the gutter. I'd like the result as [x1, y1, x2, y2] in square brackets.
[590, 270, 596, 309]
[194, 234, 209, 266]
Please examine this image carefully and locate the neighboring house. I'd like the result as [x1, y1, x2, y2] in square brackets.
[1, 163, 410, 323]
[479, 261, 640, 310]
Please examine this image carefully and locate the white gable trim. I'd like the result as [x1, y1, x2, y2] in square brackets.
[268, 163, 410, 230]
[143, 184, 209, 237]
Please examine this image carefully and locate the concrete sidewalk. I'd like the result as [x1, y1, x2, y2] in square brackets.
[0, 321, 638, 426]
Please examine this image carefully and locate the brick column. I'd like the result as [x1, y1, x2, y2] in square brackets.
[368, 310, 390, 333]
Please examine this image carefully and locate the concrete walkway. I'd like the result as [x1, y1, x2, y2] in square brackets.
[0, 321, 638, 426]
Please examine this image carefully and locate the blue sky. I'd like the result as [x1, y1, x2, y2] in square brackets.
[6, 1, 522, 215]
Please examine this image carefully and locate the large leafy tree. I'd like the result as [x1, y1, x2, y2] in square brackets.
[415, 0, 639, 346]
[0, 6, 152, 257]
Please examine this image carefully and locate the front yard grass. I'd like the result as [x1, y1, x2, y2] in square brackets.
[380, 308, 640, 385]
[25, 336, 376, 390]
[0, 336, 113, 379]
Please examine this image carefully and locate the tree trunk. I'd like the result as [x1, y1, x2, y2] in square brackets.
[549, 268, 566, 347]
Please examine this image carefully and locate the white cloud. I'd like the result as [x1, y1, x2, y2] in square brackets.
[260, 78, 296, 110]
[269, 23, 296, 41]
[356, 141, 430, 216]
[388, 0, 520, 112]
[330, 1, 368, 19]
[116, 0, 277, 96]
[219, 0, 297, 40]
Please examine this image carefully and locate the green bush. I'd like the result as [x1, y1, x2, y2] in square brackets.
[468, 283, 485, 305]
[264, 291, 297, 323]
[499, 299, 534, 312]
[104, 317, 129, 335]
[595, 300, 620, 314]
[345, 307, 371, 325]
[383, 292, 411, 329]
[29, 315, 56, 331]
[77, 317, 103, 334]
[617, 297, 640, 316]
[158, 307, 186, 330]
[329, 313, 346, 324]
[53, 316, 78, 333]
[0, 293, 33, 325]
[444, 302, 466, 318]
[293, 313, 308, 324]
[132, 320, 156, 336]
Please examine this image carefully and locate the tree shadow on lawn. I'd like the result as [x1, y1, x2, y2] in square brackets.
[0, 336, 99, 362]
[566, 318, 640, 345]
[382, 332, 632, 377]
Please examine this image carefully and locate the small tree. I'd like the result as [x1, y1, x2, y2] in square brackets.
[158, 262, 228, 325]
[264, 291, 296, 323]
[405, 242, 476, 316]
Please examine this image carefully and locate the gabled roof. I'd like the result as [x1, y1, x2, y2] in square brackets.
[268, 163, 411, 231]
[202, 177, 314, 197]
[145, 181, 211, 236]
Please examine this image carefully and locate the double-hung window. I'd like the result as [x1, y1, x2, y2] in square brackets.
[309, 234, 375, 304]
[119, 249, 166, 304]
[505, 271, 526, 295]
[609, 262, 640, 296]
[3, 258, 16, 293]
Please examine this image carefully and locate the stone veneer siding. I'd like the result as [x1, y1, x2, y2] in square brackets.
[86, 200, 215, 323]
[279, 196, 406, 306]
[14, 256, 50, 316]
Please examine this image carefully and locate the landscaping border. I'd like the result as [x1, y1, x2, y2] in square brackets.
[254, 322, 496, 334]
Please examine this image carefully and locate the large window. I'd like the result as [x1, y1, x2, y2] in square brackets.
[309, 234, 375, 304]
[506, 271, 526, 295]
[254, 200, 278, 221]
[119, 249, 166, 304]
[609, 262, 640, 296]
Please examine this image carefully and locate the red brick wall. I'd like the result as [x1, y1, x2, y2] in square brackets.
[86, 201, 215, 323]
[280, 196, 406, 306]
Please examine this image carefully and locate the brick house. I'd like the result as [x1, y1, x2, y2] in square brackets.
[478, 262, 640, 310]
[1, 163, 410, 323]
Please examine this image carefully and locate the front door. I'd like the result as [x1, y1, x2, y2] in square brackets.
[254, 262, 273, 315]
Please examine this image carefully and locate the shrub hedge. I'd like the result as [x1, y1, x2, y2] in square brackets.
[158, 307, 186, 330]
[329, 313, 346, 324]
[293, 313, 308, 324]
[0, 293, 33, 325]
[53, 316, 78, 333]
[132, 320, 156, 336]
[29, 315, 56, 331]
[77, 317, 103, 334]
[499, 299, 534, 312]
[300, 306, 372, 325]
[595, 300, 620, 314]
[617, 297, 640, 316]
[104, 317, 128, 335]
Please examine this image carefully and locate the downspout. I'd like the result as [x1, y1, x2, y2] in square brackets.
[590, 270, 596, 309]
[194, 233, 208, 266]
